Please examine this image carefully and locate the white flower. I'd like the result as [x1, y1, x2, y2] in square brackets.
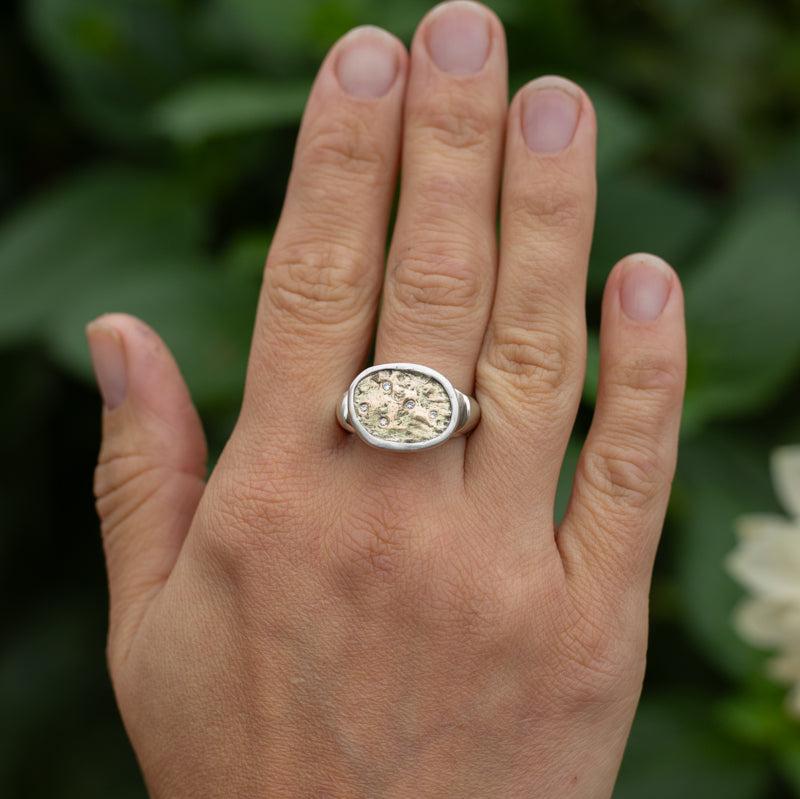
[727, 446, 800, 716]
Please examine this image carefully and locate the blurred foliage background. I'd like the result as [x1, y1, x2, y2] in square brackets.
[1, 0, 800, 796]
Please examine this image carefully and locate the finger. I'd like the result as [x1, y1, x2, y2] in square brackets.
[242, 27, 407, 448]
[558, 254, 686, 596]
[467, 76, 596, 508]
[374, 1, 507, 393]
[87, 314, 207, 659]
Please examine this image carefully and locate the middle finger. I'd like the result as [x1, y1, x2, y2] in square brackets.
[374, 1, 507, 394]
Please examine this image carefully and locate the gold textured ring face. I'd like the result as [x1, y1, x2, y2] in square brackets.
[337, 363, 480, 452]
[353, 367, 453, 444]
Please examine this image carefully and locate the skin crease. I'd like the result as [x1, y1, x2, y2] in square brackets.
[87, 3, 686, 797]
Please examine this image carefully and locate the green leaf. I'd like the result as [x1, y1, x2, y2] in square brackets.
[683, 197, 800, 429]
[744, 138, 800, 207]
[0, 168, 204, 343]
[367, 0, 440, 39]
[718, 678, 797, 751]
[590, 85, 650, 175]
[615, 695, 768, 799]
[589, 173, 715, 292]
[26, 0, 197, 140]
[0, 602, 145, 797]
[222, 230, 272, 280]
[49, 260, 254, 408]
[673, 434, 779, 679]
[0, 168, 254, 407]
[152, 79, 309, 144]
[777, 739, 800, 796]
[199, 0, 337, 67]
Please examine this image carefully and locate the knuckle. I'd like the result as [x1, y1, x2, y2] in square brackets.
[409, 93, 498, 154]
[423, 542, 559, 646]
[611, 353, 684, 399]
[430, 557, 520, 639]
[322, 494, 415, 589]
[94, 449, 145, 504]
[390, 247, 485, 317]
[93, 434, 206, 554]
[411, 172, 486, 229]
[197, 453, 309, 567]
[301, 114, 390, 180]
[578, 441, 665, 512]
[479, 321, 575, 394]
[554, 603, 642, 708]
[265, 245, 372, 327]
[93, 449, 167, 533]
[509, 180, 585, 234]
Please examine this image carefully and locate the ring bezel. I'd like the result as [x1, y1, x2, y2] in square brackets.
[346, 362, 460, 452]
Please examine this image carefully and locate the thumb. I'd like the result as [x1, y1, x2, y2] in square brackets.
[86, 313, 206, 659]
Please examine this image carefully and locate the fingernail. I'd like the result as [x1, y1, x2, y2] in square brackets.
[336, 28, 399, 98]
[86, 320, 127, 409]
[619, 258, 673, 322]
[522, 81, 581, 153]
[426, 1, 490, 75]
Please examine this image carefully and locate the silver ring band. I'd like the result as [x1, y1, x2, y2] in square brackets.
[337, 362, 480, 452]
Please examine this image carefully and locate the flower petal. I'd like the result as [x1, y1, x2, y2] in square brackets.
[769, 649, 800, 682]
[735, 514, 799, 541]
[727, 525, 800, 598]
[773, 446, 800, 520]
[785, 682, 800, 719]
[734, 598, 800, 647]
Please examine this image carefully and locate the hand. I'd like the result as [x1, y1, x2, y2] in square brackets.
[87, 2, 685, 796]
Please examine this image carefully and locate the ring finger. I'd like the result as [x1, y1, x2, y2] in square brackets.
[468, 77, 597, 508]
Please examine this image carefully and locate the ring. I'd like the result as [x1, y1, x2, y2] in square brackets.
[337, 362, 481, 451]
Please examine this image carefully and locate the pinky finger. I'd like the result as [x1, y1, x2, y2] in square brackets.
[558, 254, 686, 599]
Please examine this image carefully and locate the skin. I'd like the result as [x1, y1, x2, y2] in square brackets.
[87, 3, 686, 797]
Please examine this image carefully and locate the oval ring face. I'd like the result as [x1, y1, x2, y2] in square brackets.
[348, 364, 458, 450]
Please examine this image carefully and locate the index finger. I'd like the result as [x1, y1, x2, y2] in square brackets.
[238, 27, 408, 451]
